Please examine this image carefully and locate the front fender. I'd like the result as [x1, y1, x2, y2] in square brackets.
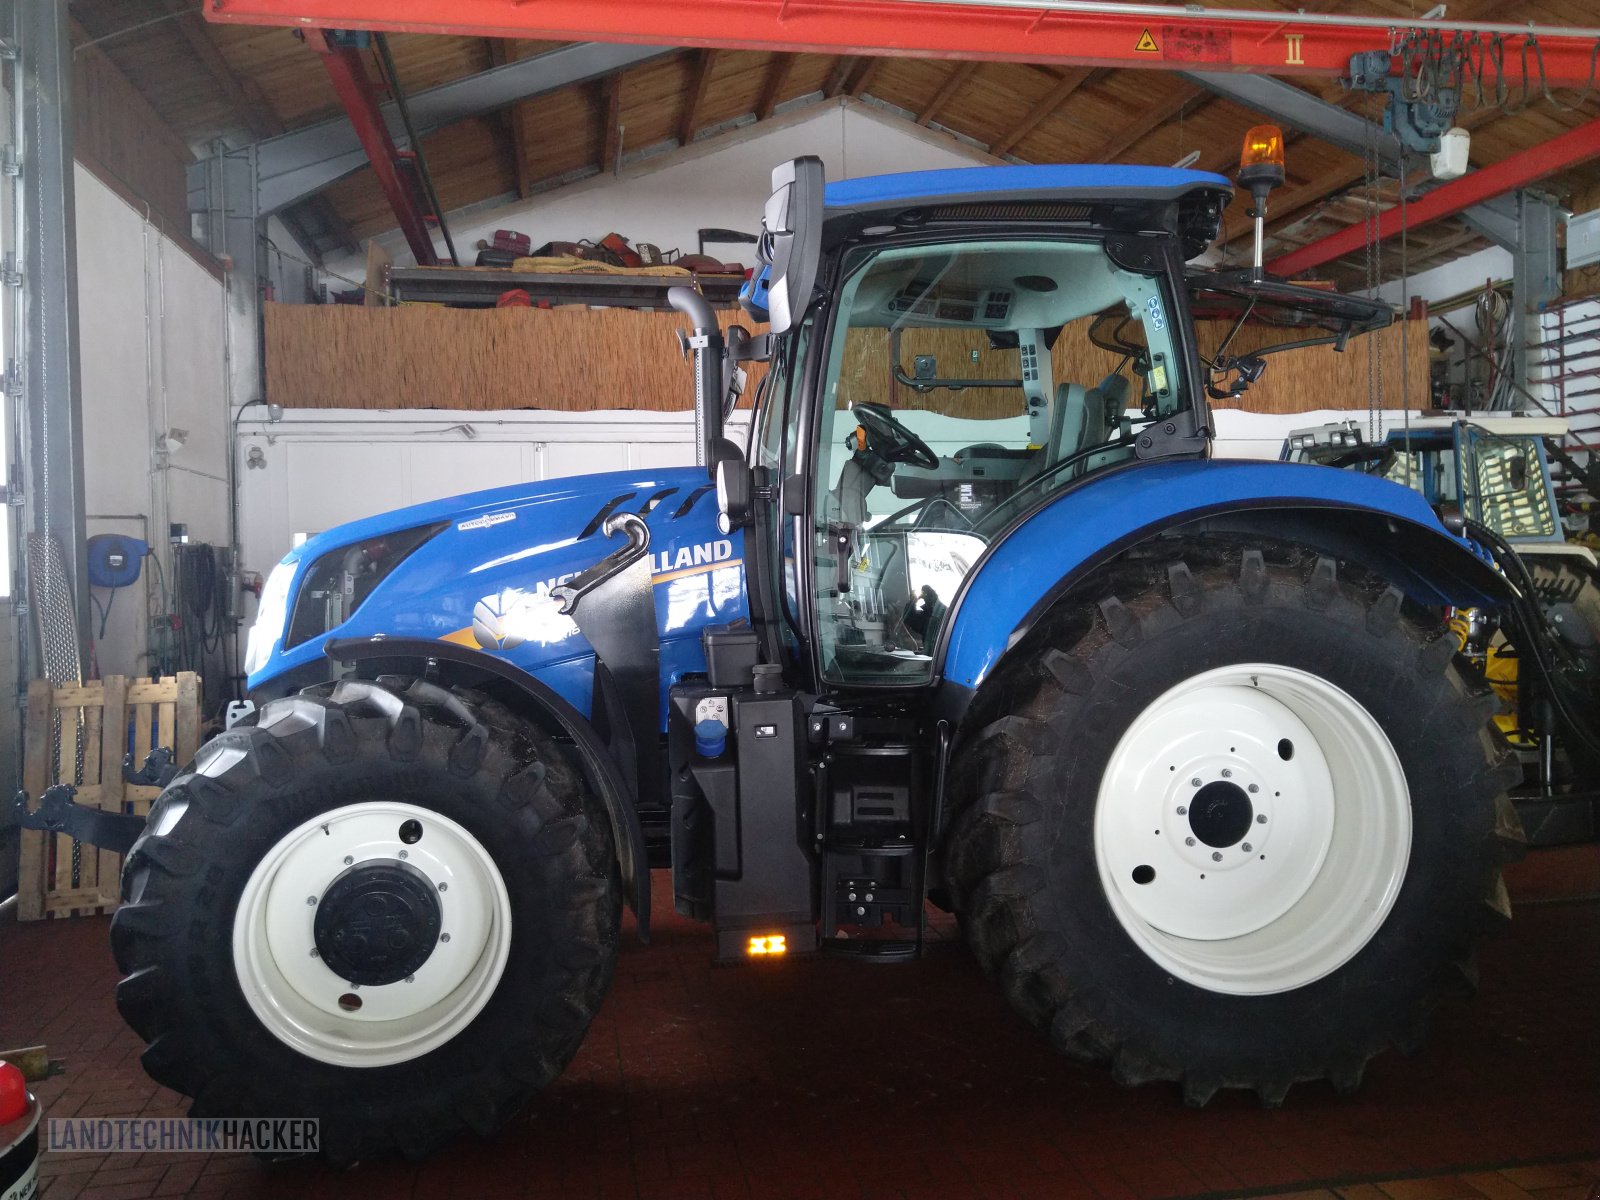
[937, 459, 1511, 692]
[321, 636, 652, 939]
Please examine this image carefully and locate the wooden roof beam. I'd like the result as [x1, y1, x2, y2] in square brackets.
[601, 72, 623, 174]
[991, 67, 1095, 158]
[824, 56, 860, 99]
[1088, 84, 1206, 162]
[158, 0, 283, 138]
[845, 57, 882, 98]
[680, 49, 716, 145]
[917, 60, 978, 127]
[756, 53, 796, 121]
[484, 39, 533, 199]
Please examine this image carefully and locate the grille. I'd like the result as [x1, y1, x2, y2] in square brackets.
[922, 202, 1093, 222]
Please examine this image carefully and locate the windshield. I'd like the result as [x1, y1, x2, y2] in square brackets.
[809, 237, 1186, 686]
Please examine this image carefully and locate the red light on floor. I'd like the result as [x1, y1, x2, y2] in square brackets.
[0, 1062, 27, 1125]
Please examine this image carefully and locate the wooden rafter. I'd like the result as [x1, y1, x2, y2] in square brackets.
[845, 57, 882, 98]
[601, 72, 623, 174]
[756, 53, 797, 121]
[310, 194, 360, 255]
[680, 49, 716, 145]
[918, 60, 978, 126]
[485, 40, 535, 199]
[158, 0, 283, 138]
[991, 67, 1095, 157]
[1088, 84, 1206, 162]
[824, 56, 861, 99]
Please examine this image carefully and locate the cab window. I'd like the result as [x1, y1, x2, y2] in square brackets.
[809, 238, 1184, 686]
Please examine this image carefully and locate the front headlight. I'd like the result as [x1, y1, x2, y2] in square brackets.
[244, 559, 296, 677]
[282, 522, 447, 653]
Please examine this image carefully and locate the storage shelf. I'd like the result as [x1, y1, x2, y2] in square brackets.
[386, 266, 747, 309]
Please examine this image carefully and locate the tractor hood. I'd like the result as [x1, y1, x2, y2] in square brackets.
[245, 465, 744, 716]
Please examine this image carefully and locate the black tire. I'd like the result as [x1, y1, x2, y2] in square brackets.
[944, 540, 1524, 1107]
[110, 677, 620, 1164]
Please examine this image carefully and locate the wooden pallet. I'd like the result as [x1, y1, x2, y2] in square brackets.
[16, 672, 201, 921]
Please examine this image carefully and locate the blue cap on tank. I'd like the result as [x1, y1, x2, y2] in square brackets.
[694, 718, 728, 758]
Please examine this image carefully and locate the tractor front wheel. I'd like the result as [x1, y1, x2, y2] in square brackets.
[110, 678, 620, 1163]
[945, 542, 1523, 1106]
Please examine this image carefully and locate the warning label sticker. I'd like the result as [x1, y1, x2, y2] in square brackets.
[1134, 28, 1159, 52]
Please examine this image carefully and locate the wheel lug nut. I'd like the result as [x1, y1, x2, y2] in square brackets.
[309, 948, 319, 958]
[1176, 805, 1187, 815]
[1185, 836, 1196, 847]
[1242, 843, 1253, 853]
[1211, 851, 1223, 862]
[1256, 814, 1268, 824]
[1190, 777, 1202, 787]
[343, 855, 354, 866]
[1220, 768, 1232, 778]
[306, 896, 317, 906]
[1247, 784, 1259, 794]
[440, 933, 451, 943]
[398, 850, 409, 860]
[405, 975, 415, 984]
[438, 881, 448, 892]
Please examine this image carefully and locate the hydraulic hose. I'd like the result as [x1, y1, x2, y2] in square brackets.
[1463, 518, 1600, 762]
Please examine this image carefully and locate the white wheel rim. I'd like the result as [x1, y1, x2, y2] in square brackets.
[1094, 663, 1411, 995]
[232, 802, 512, 1067]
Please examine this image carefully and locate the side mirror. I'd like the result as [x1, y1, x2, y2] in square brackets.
[714, 445, 752, 535]
[759, 156, 825, 334]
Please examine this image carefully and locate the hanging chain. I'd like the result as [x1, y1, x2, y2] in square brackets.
[1363, 93, 1382, 442]
[1398, 147, 1412, 486]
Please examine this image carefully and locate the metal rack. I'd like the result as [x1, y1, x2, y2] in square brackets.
[1533, 293, 1600, 519]
[386, 266, 747, 309]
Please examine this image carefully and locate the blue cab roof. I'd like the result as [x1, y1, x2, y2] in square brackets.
[824, 164, 1232, 213]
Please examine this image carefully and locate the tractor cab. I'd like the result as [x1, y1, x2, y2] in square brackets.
[710, 160, 1225, 692]
[689, 158, 1394, 691]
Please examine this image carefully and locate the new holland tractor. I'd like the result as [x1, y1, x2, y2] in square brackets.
[35, 142, 1562, 1160]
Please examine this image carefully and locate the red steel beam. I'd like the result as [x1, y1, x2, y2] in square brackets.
[210, 1, 1600, 87]
[1268, 116, 1600, 277]
[306, 29, 440, 266]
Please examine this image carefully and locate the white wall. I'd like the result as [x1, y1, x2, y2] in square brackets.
[75, 166, 230, 678]
[236, 410, 750, 579]
[1375, 243, 1511, 309]
[324, 99, 993, 281]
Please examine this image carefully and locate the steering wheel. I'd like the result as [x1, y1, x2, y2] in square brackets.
[851, 403, 939, 471]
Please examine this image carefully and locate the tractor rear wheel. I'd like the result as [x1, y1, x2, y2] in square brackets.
[110, 677, 620, 1163]
[944, 542, 1523, 1106]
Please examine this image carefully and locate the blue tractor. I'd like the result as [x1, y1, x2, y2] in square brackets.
[102, 152, 1541, 1159]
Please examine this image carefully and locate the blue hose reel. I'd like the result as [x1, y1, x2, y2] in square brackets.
[87, 534, 148, 589]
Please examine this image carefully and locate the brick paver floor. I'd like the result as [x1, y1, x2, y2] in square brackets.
[2, 846, 1595, 1200]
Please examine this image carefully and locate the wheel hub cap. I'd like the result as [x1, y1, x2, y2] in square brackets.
[1188, 781, 1254, 848]
[232, 802, 512, 1068]
[313, 860, 442, 987]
